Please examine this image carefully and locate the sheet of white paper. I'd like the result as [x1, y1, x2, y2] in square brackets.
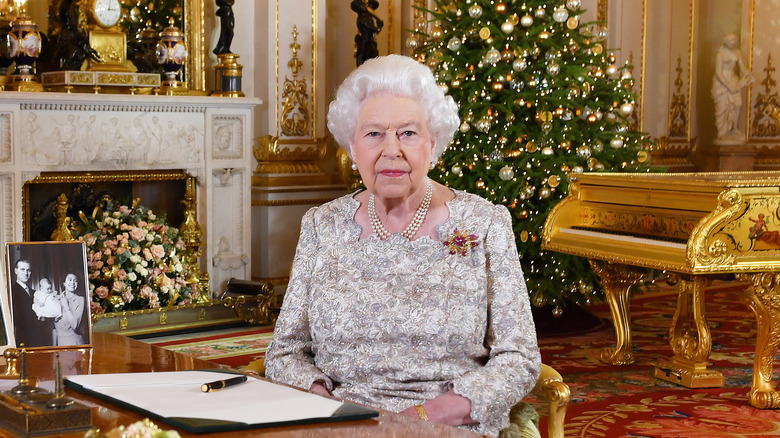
[65, 371, 346, 424]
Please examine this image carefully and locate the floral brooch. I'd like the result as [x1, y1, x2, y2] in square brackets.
[443, 228, 480, 256]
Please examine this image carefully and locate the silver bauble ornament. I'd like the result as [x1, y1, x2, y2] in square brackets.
[468, 4, 483, 18]
[459, 122, 471, 133]
[475, 117, 492, 132]
[566, 0, 581, 10]
[576, 146, 592, 158]
[485, 48, 501, 65]
[451, 164, 462, 175]
[499, 165, 514, 180]
[620, 102, 634, 116]
[405, 37, 419, 50]
[606, 64, 618, 77]
[539, 187, 551, 199]
[592, 140, 604, 153]
[534, 7, 546, 18]
[621, 70, 633, 80]
[597, 26, 609, 39]
[501, 21, 515, 34]
[542, 147, 554, 155]
[610, 136, 624, 149]
[546, 61, 560, 76]
[512, 58, 528, 72]
[447, 37, 461, 51]
[520, 14, 533, 27]
[552, 7, 569, 22]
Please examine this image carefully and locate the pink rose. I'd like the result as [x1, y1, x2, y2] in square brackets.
[112, 281, 126, 293]
[122, 290, 134, 303]
[143, 248, 152, 260]
[95, 286, 109, 299]
[151, 244, 165, 259]
[130, 227, 145, 241]
[140, 285, 153, 298]
[117, 269, 127, 280]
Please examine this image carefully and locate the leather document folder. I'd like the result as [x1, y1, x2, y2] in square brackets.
[65, 370, 378, 434]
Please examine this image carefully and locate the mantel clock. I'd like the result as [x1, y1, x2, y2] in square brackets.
[86, 0, 130, 71]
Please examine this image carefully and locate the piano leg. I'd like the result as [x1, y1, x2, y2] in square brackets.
[654, 274, 724, 388]
[589, 260, 645, 365]
[737, 272, 780, 409]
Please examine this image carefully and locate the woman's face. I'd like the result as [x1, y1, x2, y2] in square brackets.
[350, 93, 435, 201]
[64, 274, 78, 293]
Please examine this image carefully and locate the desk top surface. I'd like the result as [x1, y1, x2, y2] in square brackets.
[0, 332, 480, 438]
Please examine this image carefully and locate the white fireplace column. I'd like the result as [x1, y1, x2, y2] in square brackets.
[0, 92, 262, 297]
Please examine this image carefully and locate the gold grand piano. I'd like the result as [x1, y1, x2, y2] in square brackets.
[542, 171, 780, 409]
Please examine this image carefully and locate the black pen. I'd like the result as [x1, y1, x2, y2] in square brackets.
[201, 375, 248, 393]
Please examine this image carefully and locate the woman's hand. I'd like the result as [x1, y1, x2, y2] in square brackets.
[400, 390, 477, 426]
[309, 380, 331, 396]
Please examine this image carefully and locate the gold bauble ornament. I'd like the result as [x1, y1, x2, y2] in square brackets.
[586, 113, 598, 123]
[637, 150, 649, 162]
[496, 2, 508, 14]
[492, 82, 504, 92]
[476, 179, 485, 189]
[430, 26, 444, 40]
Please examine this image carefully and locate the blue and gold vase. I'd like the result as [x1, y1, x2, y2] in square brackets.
[155, 18, 188, 94]
[7, 11, 42, 91]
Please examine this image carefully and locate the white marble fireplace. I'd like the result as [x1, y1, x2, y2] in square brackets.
[0, 91, 261, 297]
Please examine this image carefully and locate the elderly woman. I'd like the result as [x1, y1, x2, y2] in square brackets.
[264, 54, 541, 437]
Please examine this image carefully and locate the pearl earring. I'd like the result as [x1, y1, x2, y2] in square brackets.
[351, 163, 358, 171]
[430, 162, 436, 170]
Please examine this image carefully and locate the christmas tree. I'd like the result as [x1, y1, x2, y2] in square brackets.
[412, 0, 652, 315]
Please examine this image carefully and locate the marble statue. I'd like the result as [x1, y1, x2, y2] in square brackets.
[711, 33, 753, 141]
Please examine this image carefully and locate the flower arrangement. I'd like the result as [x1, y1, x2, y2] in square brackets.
[84, 418, 181, 438]
[73, 200, 196, 315]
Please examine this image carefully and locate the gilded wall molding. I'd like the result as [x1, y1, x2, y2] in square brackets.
[254, 135, 327, 174]
[751, 54, 780, 138]
[669, 56, 689, 138]
[597, 0, 608, 22]
[281, 26, 311, 138]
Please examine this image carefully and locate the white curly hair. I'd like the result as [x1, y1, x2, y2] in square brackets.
[327, 54, 460, 162]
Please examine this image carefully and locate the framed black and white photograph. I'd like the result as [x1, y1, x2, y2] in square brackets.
[5, 241, 92, 350]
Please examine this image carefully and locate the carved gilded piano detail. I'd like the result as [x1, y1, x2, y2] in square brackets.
[542, 171, 780, 408]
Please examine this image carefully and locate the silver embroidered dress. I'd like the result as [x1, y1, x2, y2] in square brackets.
[265, 189, 541, 436]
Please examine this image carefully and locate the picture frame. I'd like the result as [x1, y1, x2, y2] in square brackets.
[0, 255, 13, 354]
[5, 241, 92, 350]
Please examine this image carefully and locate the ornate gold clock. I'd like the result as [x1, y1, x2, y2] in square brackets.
[86, 0, 131, 72]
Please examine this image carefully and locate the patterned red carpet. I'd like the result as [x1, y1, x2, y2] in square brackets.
[144, 281, 780, 437]
[532, 281, 780, 437]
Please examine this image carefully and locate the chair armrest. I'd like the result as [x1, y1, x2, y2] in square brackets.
[534, 363, 570, 438]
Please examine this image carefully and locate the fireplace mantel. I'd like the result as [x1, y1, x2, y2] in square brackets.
[0, 91, 262, 297]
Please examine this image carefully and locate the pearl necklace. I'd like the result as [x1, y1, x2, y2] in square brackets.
[368, 179, 433, 241]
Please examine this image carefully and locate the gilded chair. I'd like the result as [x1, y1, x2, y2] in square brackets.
[245, 359, 569, 438]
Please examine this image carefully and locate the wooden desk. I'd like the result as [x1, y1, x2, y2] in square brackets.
[0, 333, 480, 438]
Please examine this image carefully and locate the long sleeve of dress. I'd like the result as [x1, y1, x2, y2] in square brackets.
[265, 207, 334, 391]
[450, 204, 541, 432]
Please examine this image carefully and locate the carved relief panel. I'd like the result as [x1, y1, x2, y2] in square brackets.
[21, 105, 204, 169]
